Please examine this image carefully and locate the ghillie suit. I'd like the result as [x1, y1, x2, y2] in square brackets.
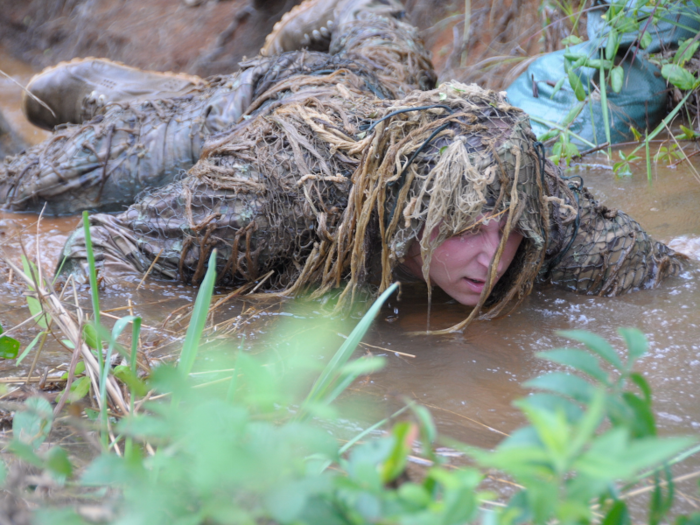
[0, 0, 434, 215]
[58, 81, 683, 332]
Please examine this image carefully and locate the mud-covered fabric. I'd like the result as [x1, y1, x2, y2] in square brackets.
[0, 5, 433, 215]
[0, 110, 27, 159]
[543, 182, 683, 295]
[0, 66, 266, 215]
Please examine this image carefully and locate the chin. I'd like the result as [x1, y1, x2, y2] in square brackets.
[444, 289, 481, 306]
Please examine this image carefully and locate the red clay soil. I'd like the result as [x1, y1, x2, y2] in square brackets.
[0, 0, 579, 88]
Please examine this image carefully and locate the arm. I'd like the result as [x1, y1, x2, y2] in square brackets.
[543, 176, 684, 296]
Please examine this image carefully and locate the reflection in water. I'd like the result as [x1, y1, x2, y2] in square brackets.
[1, 49, 700, 514]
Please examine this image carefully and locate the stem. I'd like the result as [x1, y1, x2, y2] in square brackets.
[82, 211, 106, 448]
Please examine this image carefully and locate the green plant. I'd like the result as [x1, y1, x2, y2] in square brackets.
[6, 307, 697, 525]
[654, 143, 684, 164]
[613, 149, 642, 176]
[542, 0, 700, 172]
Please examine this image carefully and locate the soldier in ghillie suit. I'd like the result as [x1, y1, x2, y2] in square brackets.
[0, 0, 685, 332]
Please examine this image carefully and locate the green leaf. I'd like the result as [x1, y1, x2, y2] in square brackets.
[551, 77, 566, 98]
[398, 482, 430, 509]
[679, 125, 697, 140]
[622, 392, 656, 437]
[57, 376, 91, 404]
[60, 361, 86, 380]
[47, 446, 73, 478]
[526, 393, 584, 423]
[0, 460, 6, 486]
[561, 35, 583, 46]
[561, 100, 585, 126]
[629, 373, 652, 404]
[7, 440, 44, 468]
[26, 297, 50, 329]
[265, 480, 308, 523]
[380, 422, 413, 483]
[178, 250, 217, 376]
[0, 335, 20, 359]
[525, 372, 596, 404]
[13, 397, 53, 448]
[411, 404, 437, 447]
[662, 64, 696, 91]
[587, 59, 613, 70]
[21, 256, 38, 292]
[639, 31, 653, 50]
[113, 365, 148, 397]
[606, 28, 620, 61]
[568, 69, 586, 102]
[537, 349, 609, 385]
[82, 324, 99, 350]
[16, 332, 44, 365]
[674, 39, 700, 67]
[602, 499, 630, 525]
[610, 66, 624, 94]
[556, 330, 624, 370]
[630, 126, 642, 142]
[303, 283, 398, 411]
[618, 327, 647, 364]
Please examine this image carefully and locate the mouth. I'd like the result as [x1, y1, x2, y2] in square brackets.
[463, 277, 486, 294]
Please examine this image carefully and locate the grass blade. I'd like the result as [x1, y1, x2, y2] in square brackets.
[599, 65, 613, 158]
[303, 283, 398, 409]
[178, 250, 217, 375]
[82, 211, 107, 446]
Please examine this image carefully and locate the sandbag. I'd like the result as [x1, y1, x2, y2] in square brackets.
[506, 41, 667, 146]
[587, 0, 700, 55]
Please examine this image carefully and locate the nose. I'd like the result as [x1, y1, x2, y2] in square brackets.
[476, 227, 505, 272]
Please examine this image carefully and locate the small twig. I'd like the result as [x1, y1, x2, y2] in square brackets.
[136, 248, 164, 290]
[622, 470, 700, 500]
[572, 142, 610, 160]
[0, 68, 57, 119]
[664, 121, 700, 183]
[0, 376, 66, 384]
[670, 148, 700, 167]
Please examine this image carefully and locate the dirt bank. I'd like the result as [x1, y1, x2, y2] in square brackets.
[0, 0, 575, 89]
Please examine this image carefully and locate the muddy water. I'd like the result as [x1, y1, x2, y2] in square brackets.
[1, 50, 700, 512]
[0, 51, 49, 145]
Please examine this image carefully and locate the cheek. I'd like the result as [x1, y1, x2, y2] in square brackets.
[432, 236, 479, 266]
[502, 232, 524, 266]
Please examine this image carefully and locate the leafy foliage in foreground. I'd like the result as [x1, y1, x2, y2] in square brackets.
[4, 242, 698, 524]
[7, 317, 699, 524]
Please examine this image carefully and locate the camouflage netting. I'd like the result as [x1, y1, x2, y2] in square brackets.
[60, 78, 685, 332]
[544, 183, 683, 295]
